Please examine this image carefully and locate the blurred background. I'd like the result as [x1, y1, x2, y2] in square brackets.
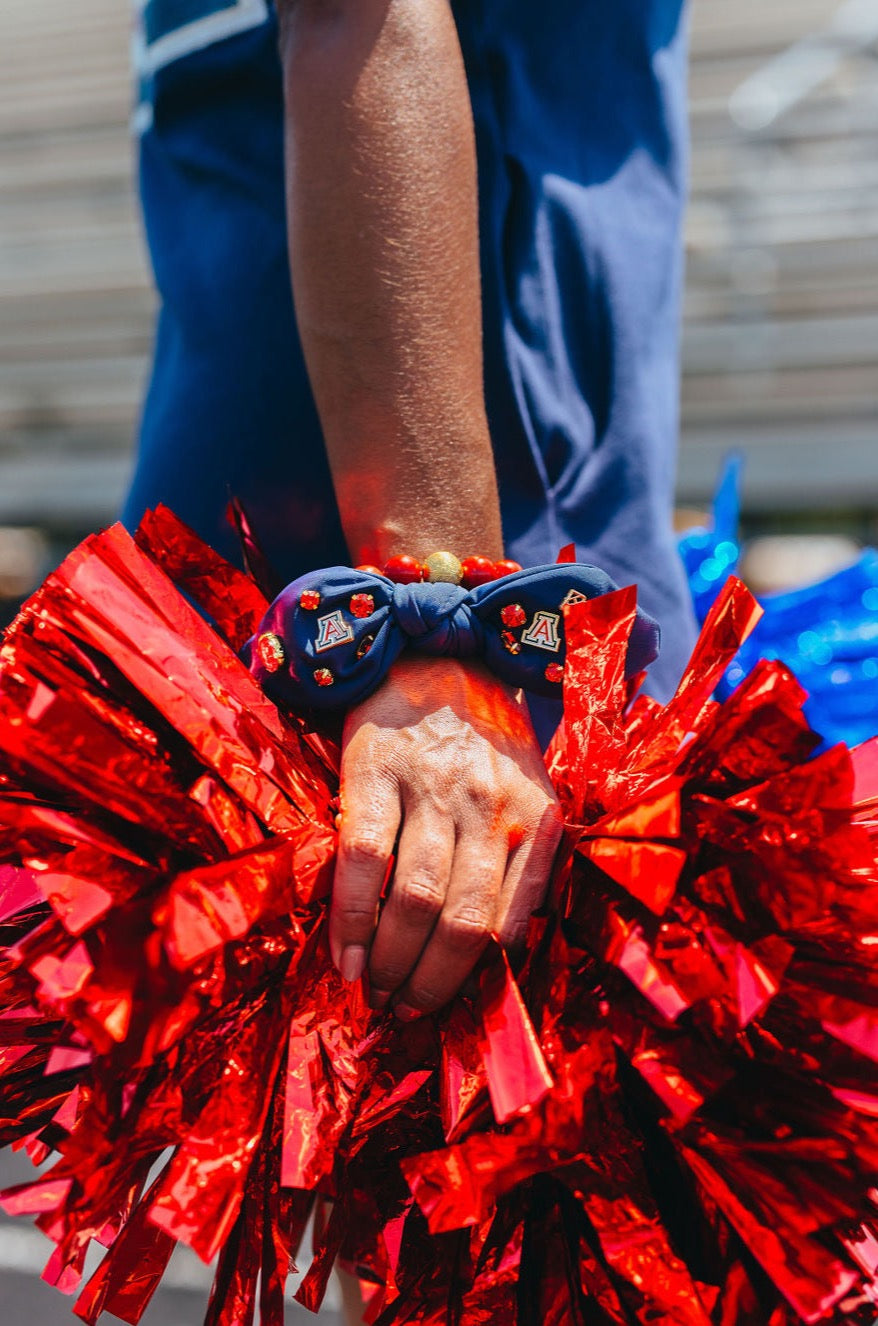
[0, 0, 876, 619]
[0, 0, 876, 1322]
[679, 0, 878, 592]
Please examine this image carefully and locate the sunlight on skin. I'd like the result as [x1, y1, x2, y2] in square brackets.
[330, 656, 563, 1019]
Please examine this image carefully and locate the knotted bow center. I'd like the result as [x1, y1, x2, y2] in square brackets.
[391, 582, 485, 657]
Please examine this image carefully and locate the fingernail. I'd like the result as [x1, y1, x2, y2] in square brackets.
[339, 945, 367, 983]
[393, 1003, 422, 1023]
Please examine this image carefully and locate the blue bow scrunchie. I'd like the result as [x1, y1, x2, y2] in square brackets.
[244, 564, 660, 710]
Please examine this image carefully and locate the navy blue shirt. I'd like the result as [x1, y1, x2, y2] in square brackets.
[125, 0, 696, 701]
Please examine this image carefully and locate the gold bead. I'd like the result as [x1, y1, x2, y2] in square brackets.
[424, 550, 463, 585]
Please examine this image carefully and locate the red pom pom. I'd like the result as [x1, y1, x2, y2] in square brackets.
[2, 525, 877, 1326]
[460, 555, 497, 589]
[383, 554, 423, 584]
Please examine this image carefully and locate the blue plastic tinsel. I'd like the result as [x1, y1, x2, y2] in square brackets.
[678, 458, 878, 750]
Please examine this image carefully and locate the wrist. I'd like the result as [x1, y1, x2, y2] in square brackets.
[350, 654, 534, 744]
[354, 548, 523, 590]
[246, 559, 661, 713]
[352, 521, 505, 571]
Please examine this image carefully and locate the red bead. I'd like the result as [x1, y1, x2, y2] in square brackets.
[460, 555, 496, 589]
[256, 632, 285, 674]
[355, 564, 383, 577]
[500, 603, 527, 628]
[501, 630, 522, 655]
[383, 554, 423, 585]
[299, 589, 321, 611]
[314, 667, 335, 687]
[494, 559, 523, 578]
[545, 663, 564, 684]
[350, 593, 375, 619]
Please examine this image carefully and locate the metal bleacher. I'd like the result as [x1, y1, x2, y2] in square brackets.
[682, 0, 878, 517]
[0, 0, 876, 539]
[0, 0, 149, 533]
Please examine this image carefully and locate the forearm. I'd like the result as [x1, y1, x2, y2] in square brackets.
[278, 0, 503, 565]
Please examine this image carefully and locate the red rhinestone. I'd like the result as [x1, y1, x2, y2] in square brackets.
[314, 667, 335, 687]
[501, 630, 522, 655]
[350, 593, 375, 619]
[356, 634, 375, 659]
[500, 603, 527, 628]
[355, 564, 383, 576]
[494, 559, 523, 578]
[383, 554, 423, 585]
[460, 555, 496, 589]
[545, 663, 564, 684]
[256, 632, 285, 674]
[299, 589, 321, 611]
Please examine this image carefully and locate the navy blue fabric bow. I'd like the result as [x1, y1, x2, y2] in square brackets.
[244, 564, 660, 710]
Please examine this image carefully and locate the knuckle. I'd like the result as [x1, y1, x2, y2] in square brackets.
[440, 908, 492, 949]
[396, 874, 444, 919]
[466, 774, 502, 813]
[370, 958, 409, 991]
[334, 898, 377, 928]
[405, 982, 447, 1014]
[342, 833, 391, 871]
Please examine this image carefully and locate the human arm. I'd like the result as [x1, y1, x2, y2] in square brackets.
[276, 0, 561, 1012]
[277, 0, 500, 563]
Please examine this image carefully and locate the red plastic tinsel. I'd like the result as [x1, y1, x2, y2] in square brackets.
[0, 508, 876, 1325]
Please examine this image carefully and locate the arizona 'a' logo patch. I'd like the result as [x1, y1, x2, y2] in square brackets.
[521, 610, 561, 652]
[561, 589, 589, 608]
[315, 610, 354, 653]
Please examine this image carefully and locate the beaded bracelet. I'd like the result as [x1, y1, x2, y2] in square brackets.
[245, 552, 661, 712]
[357, 551, 522, 589]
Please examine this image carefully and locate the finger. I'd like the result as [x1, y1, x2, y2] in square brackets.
[494, 801, 563, 952]
[393, 836, 506, 1019]
[330, 776, 401, 983]
[367, 804, 455, 1008]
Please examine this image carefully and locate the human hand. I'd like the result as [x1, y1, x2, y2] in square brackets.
[328, 655, 562, 1018]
